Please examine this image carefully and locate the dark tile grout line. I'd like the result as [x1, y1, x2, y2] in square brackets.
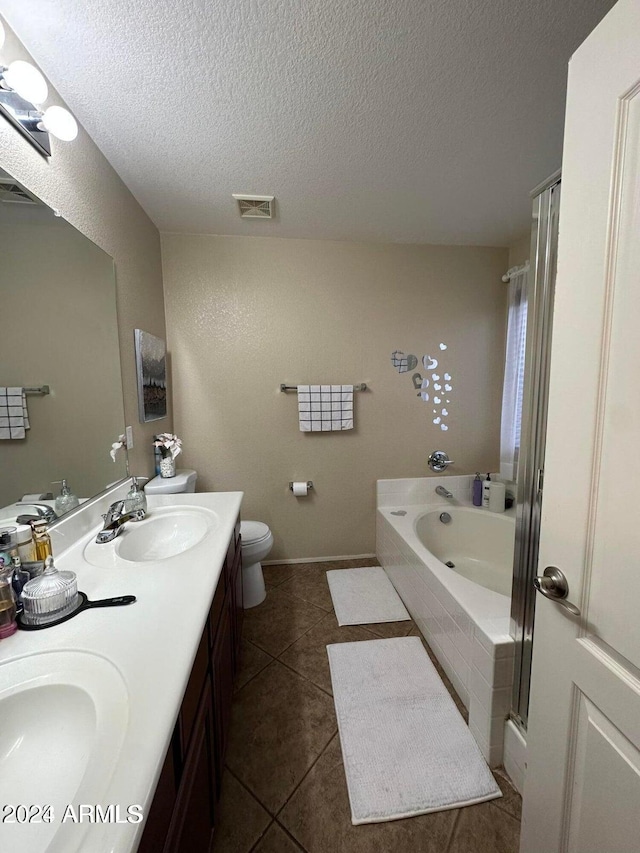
[244, 815, 307, 853]
[273, 818, 308, 852]
[274, 732, 340, 825]
[242, 596, 329, 660]
[232, 641, 275, 695]
[226, 657, 339, 819]
[222, 762, 274, 817]
[275, 654, 335, 699]
[245, 818, 274, 853]
[224, 719, 339, 836]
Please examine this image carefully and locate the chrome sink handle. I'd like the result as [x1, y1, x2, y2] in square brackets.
[533, 566, 581, 616]
[96, 501, 146, 544]
[102, 500, 126, 526]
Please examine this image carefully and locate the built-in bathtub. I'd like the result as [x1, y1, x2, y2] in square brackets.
[415, 507, 515, 597]
[376, 476, 516, 766]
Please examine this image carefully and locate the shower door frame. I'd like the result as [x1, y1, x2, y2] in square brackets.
[510, 170, 561, 730]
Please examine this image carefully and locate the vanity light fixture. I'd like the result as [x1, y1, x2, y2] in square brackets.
[39, 105, 78, 142]
[1, 60, 48, 104]
[0, 21, 78, 156]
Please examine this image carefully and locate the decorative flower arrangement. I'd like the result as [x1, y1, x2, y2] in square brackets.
[109, 433, 131, 476]
[153, 433, 183, 460]
[110, 434, 127, 462]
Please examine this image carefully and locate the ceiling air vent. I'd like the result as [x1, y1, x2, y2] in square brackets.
[0, 178, 39, 205]
[232, 194, 275, 219]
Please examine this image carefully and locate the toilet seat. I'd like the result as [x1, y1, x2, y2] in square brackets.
[241, 521, 270, 546]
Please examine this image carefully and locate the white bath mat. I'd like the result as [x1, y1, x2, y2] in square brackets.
[327, 636, 501, 824]
[326, 567, 411, 626]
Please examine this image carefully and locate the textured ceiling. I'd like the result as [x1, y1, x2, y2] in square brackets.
[2, 0, 616, 246]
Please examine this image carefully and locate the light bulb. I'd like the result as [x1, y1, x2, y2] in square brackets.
[41, 105, 78, 141]
[3, 60, 48, 104]
[0, 20, 5, 51]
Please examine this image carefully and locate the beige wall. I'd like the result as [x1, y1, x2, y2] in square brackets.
[508, 233, 531, 268]
[0, 19, 169, 481]
[162, 234, 508, 560]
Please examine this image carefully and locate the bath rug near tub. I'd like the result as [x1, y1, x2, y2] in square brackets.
[327, 636, 501, 824]
[326, 566, 410, 626]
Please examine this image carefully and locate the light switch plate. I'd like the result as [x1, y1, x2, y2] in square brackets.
[125, 425, 134, 449]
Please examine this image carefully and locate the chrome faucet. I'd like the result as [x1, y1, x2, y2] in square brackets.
[435, 485, 454, 500]
[16, 502, 57, 524]
[95, 500, 145, 544]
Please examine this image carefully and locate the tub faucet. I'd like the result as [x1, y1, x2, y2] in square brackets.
[435, 485, 453, 500]
[96, 500, 145, 544]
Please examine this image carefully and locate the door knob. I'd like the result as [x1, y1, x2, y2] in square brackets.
[533, 566, 581, 616]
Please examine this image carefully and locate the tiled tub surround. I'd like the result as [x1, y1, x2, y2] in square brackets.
[376, 477, 515, 766]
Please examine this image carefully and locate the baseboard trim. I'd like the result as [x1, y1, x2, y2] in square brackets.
[262, 553, 377, 566]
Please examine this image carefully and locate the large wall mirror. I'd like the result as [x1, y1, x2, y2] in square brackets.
[0, 167, 128, 517]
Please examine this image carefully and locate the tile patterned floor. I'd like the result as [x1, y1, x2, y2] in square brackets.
[212, 559, 521, 853]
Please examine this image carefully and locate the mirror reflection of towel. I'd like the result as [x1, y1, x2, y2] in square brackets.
[0, 387, 30, 439]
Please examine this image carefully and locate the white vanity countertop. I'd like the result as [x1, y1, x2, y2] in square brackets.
[0, 490, 243, 853]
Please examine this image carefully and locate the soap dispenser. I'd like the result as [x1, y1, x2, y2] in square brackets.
[124, 477, 147, 519]
[482, 473, 492, 508]
[53, 479, 80, 516]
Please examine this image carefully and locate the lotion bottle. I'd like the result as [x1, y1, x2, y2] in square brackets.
[482, 473, 492, 507]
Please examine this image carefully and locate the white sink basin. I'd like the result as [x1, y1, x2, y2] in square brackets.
[83, 506, 219, 568]
[118, 511, 210, 561]
[0, 651, 129, 852]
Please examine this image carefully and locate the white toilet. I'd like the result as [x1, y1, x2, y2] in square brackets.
[144, 469, 198, 495]
[240, 521, 273, 609]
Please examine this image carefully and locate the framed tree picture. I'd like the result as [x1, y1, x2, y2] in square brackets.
[134, 329, 167, 422]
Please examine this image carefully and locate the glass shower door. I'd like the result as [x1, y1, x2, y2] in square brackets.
[510, 171, 561, 729]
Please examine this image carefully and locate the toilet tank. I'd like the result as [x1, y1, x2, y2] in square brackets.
[144, 469, 197, 495]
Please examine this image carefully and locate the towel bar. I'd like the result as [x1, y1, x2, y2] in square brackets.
[280, 383, 367, 392]
[24, 386, 50, 396]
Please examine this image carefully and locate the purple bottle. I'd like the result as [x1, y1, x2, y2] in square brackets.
[473, 473, 483, 506]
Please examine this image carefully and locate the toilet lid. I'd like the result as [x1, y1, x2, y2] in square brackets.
[241, 521, 270, 545]
[144, 469, 197, 495]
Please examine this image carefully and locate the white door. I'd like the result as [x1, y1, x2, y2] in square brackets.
[521, 1, 640, 851]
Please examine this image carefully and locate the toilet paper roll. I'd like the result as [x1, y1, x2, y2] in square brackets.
[292, 481, 308, 497]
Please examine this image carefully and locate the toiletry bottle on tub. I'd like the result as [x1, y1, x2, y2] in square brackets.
[473, 473, 483, 506]
[489, 480, 506, 513]
[482, 473, 491, 507]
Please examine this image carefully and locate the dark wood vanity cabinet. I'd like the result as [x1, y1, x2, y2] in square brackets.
[138, 520, 242, 853]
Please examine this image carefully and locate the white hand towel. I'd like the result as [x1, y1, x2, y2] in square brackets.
[298, 384, 353, 431]
[0, 387, 30, 439]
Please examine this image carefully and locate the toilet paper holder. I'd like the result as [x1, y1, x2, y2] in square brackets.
[289, 481, 314, 491]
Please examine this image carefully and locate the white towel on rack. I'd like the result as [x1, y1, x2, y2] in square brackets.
[0, 387, 30, 439]
[298, 385, 353, 432]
